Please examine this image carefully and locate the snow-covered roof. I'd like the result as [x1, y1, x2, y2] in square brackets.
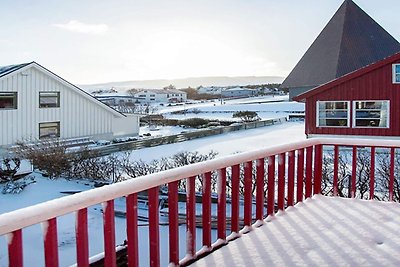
[224, 87, 253, 92]
[136, 89, 186, 94]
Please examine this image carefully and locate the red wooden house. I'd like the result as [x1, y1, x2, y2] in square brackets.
[294, 52, 400, 138]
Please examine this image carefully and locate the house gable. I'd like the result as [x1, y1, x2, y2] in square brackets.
[293, 52, 400, 138]
[294, 52, 400, 102]
[0, 62, 125, 118]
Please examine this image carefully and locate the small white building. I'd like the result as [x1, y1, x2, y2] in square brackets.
[133, 89, 187, 103]
[0, 62, 140, 147]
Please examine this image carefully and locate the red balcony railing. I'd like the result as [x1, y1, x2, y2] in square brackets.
[1, 138, 400, 266]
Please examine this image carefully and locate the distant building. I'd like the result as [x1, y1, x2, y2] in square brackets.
[0, 62, 140, 146]
[92, 91, 143, 106]
[197, 86, 224, 95]
[133, 89, 187, 103]
[221, 87, 255, 98]
[281, 0, 400, 100]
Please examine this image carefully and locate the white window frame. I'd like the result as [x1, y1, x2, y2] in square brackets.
[392, 64, 400, 84]
[0, 92, 18, 110]
[39, 91, 60, 108]
[316, 101, 350, 128]
[352, 100, 390, 128]
[39, 121, 60, 139]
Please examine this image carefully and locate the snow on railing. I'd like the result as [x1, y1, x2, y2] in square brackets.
[1, 138, 400, 266]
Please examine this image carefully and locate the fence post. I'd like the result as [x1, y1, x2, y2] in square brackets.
[313, 145, 323, 195]
[305, 146, 313, 198]
[267, 156, 275, 216]
[148, 187, 160, 267]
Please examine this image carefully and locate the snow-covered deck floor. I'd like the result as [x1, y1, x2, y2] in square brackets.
[192, 195, 400, 267]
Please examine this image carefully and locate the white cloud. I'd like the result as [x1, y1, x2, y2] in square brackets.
[53, 20, 109, 35]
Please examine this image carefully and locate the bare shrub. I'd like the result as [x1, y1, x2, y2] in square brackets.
[123, 151, 218, 190]
[14, 140, 73, 179]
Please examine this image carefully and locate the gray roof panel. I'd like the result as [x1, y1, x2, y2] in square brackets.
[0, 63, 31, 78]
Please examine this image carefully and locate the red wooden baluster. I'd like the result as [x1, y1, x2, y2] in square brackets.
[148, 187, 160, 267]
[8, 229, 23, 267]
[186, 176, 196, 257]
[297, 148, 304, 203]
[287, 151, 295, 206]
[218, 168, 227, 239]
[167, 182, 179, 265]
[389, 147, 395, 201]
[43, 218, 59, 267]
[313, 145, 323, 195]
[333, 145, 339, 197]
[267, 155, 275, 216]
[231, 165, 240, 233]
[369, 147, 375, 200]
[126, 194, 139, 267]
[277, 153, 285, 210]
[305, 146, 313, 198]
[76, 208, 89, 267]
[256, 158, 265, 220]
[202, 172, 212, 247]
[244, 161, 252, 226]
[351, 146, 357, 198]
[103, 200, 116, 267]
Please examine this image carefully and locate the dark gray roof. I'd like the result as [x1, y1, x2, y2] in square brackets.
[281, 0, 400, 89]
[0, 63, 31, 78]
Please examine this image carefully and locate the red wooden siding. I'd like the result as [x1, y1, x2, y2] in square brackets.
[305, 59, 400, 137]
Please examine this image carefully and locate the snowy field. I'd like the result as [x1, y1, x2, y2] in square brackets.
[159, 95, 304, 121]
[0, 121, 305, 266]
[132, 121, 305, 162]
[139, 125, 198, 137]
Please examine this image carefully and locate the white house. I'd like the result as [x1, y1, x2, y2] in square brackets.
[0, 62, 140, 147]
[133, 89, 187, 103]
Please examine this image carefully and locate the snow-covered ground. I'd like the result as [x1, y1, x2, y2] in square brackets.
[139, 125, 198, 136]
[158, 95, 304, 121]
[157, 95, 291, 114]
[131, 121, 305, 162]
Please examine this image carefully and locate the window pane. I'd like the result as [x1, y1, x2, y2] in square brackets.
[40, 92, 59, 108]
[354, 101, 388, 128]
[319, 101, 347, 110]
[0, 92, 17, 109]
[396, 74, 400, 83]
[39, 122, 60, 139]
[318, 101, 348, 127]
[319, 119, 348, 127]
[396, 64, 400, 74]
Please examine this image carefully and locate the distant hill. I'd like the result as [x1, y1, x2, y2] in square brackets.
[79, 76, 284, 92]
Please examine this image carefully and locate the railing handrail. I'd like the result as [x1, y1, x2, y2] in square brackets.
[2, 137, 400, 235]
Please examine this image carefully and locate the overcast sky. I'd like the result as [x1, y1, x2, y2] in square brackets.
[1, 0, 399, 84]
